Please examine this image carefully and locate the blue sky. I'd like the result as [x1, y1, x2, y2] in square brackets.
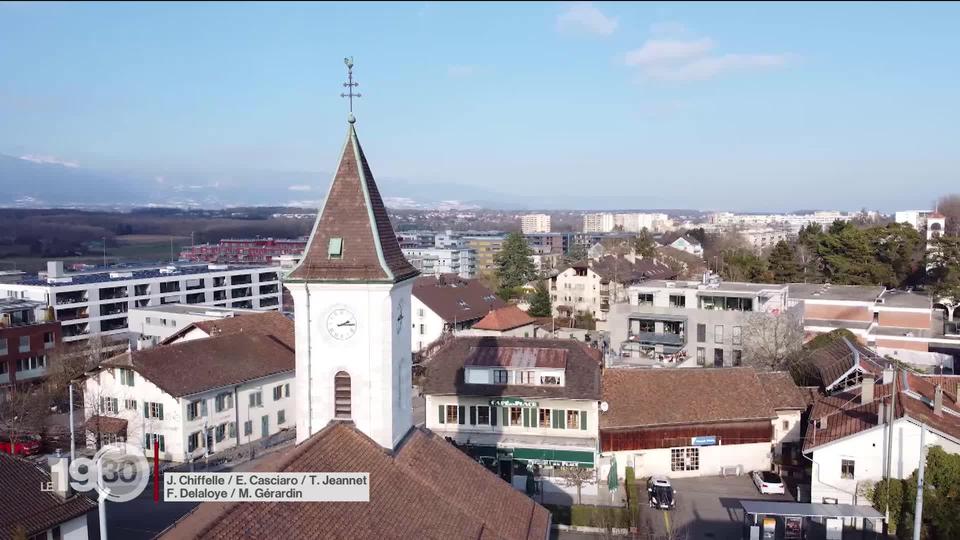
[1, 1, 958, 211]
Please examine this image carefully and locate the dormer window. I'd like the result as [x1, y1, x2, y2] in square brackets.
[328, 237, 343, 259]
[540, 375, 560, 385]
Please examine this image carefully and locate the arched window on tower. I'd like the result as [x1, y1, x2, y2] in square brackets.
[334, 371, 351, 419]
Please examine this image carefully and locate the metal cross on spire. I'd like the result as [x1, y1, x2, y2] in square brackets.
[341, 57, 361, 116]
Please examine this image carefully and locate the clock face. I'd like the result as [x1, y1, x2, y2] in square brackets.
[395, 300, 405, 335]
[326, 308, 358, 340]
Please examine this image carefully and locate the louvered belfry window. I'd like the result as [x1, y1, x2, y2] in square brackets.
[334, 371, 352, 419]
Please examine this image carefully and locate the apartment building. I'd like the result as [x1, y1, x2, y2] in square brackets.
[524, 232, 572, 255]
[608, 275, 798, 367]
[423, 336, 602, 494]
[179, 237, 307, 264]
[582, 213, 671, 233]
[402, 247, 477, 279]
[463, 235, 506, 274]
[82, 315, 294, 462]
[0, 261, 281, 344]
[520, 214, 551, 234]
[708, 211, 859, 233]
[549, 255, 676, 327]
[127, 304, 261, 349]
[0, 298, 60, 387]
[740, 227, 792, 252]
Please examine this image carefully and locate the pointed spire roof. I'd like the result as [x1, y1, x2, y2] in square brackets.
[287, 120, 418, 283]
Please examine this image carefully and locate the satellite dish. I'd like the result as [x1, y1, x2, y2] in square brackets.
[600, 401, 609, 412]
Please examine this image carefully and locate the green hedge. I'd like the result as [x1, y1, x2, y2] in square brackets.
[544, 504, 633, 528]
[624, 466, 637, 506]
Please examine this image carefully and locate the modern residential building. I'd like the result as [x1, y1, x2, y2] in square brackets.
[530, 249, 563, 275]
[126, 304, 263, 349]
[402, 247, 477, 278]
[804, 357, 960, 506]
[0, 453, 95, 540]
[608, 275, 797, 367]
[0, 298, 60, 387]
[0, 261, 282, 344]
[163, 114, 550, 539]
[520, 213, 552, 234]
[573, 231, 637, 250]
[411, 275, 505, 353]
[600, 367, 806, 479]
[788, 283, 960, 368]
[82, 314, 295, 462]
[740, 227, 792, 252]
[434, 229, 466, 249]
[422, 336, 602, 494]
[396, 230, 437, 249]
[668, 235, 704, 258]
[708, 211, 860, 233]
[550, 255, 677, 327]
[179, 237, 307, 264]
[582, 213, 671, 233]
[894, 210, 937, 232]
[524, 232, 573, 255]
[464, 235, 506, 274]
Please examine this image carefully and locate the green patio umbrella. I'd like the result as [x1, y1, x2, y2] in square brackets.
[607, 455, 618, 491]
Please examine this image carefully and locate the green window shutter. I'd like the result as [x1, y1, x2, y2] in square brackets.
[581, 410, 587, 430]
[557, 409, 566, 429]
[143, 402, 148, 418]
[533, 408, 539, 428]
[159, 435, 165, 452]
[144, 434, 150, 449]
[469, 406, 476, 425]
[522, 408, 529, 427]
[438, 405, 445, 424]
[502, 407, 508, 426]
[458, 406, 465, 425]
[158, 404, 164, 421]
[491, 406, 498, 426]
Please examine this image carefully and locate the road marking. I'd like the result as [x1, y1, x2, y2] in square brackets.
[662, 510, 671, 535]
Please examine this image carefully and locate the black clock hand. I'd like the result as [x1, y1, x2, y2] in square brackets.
[338, 320, 355, 327]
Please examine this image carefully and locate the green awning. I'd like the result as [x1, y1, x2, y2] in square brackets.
[510, 447, 595, 466]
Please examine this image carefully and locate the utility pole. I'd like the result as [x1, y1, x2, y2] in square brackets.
[912, 424, 927, 540]
[69, 383, 75, 461]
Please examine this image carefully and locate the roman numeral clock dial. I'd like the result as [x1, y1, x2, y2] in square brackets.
[326, 308, 358, 340]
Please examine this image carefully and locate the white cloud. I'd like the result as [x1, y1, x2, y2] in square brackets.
[625, 38, 714, 66]
[19, 154, 79, 168]
[447, 65, 477, 78]
[624, 34, 791, 82]
[556, 2, 618, 36]
[288, 184, 312, 192]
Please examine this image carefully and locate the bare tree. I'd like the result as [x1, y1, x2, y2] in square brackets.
[0, 385, 50, 453]
[740, 310, 805, 374]
[556, 465, 596, 505]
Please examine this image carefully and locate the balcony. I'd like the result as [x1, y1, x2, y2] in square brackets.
[260, 297, 279, 308]
[213, 277, 226, 288]
[99, 302, 128, 317]
[259, 284, 279, 295]
[186, 292, 205, 304]
[232, 300, 253, 309]
[101, 317, 128, 332]
[99, 286, 128, 300]
[134, 284, 150, 296]
[55, 291, 88, 305]
[230, 275, 252, 286]
[185, 278, 205, 291]
[159, 281, 180, 294]
[213, 290, 227, 301]
[62, 323, 90, 338]
[231, 287, 252, 299]
[56, 307, 89, 322]
[258, 272, 278, 282]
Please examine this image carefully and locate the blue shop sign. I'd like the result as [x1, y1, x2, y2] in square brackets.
[690, 436, 717, 447]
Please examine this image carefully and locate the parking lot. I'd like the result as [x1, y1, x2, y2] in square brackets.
[638, 475, 793, 540]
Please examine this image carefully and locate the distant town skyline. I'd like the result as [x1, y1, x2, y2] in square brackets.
[1, 2, 958, 211]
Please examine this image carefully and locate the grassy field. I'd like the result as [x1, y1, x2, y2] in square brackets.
[3, 235, 193, 273]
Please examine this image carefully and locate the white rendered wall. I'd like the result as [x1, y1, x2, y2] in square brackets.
[610, 442, 772, 479]
[410, 296, 446, 353]
[60, 515, 89, 540]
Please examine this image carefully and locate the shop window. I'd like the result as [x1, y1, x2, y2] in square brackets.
[509, 407, 522, 426]
[538, 408, 551, 428]
[566, 409, 580, 429]
[477, 406, 490, 425]
[671, 447, 699, 472]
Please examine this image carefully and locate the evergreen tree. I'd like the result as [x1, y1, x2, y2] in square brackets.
[527, 280, 553, 317]
[633, 228, 657, 259]
[929, 236, 960, 302]
[494, 232, 536, 298]
[767, 240, 802, 283]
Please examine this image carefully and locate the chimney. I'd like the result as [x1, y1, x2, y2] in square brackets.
[47, 261, 65, 278]
[877, 402, 885, 425]
[47, 455, 72, 498]
[934, 385, 944, 417]
[882, 366, 895, 385]
[861, 375, 875, 404]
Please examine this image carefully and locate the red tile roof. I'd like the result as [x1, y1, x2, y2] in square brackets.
[84, 415, 128, 434]
[163, 311, 294, 348]
[464, 346, 568, 369]
[422, 336, 601, 400]
[412, 274, 506, 323]
[755, 372, 809, 410]
[102, 333, 293, 397]
[287, 122, 418, 283]
[0, 454, 95, 538]
[601, 368, 779, 429]
[473, 305, 536, 331]
[160, 422, 550, 540]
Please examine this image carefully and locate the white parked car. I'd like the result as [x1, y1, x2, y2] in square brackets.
[751, 470, 785, 495]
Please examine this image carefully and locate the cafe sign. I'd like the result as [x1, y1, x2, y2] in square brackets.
[489, 398, 538, 408]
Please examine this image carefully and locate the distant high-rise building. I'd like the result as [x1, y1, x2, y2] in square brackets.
[584, 212, 670, 233]
[520, 213, 551, 234]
